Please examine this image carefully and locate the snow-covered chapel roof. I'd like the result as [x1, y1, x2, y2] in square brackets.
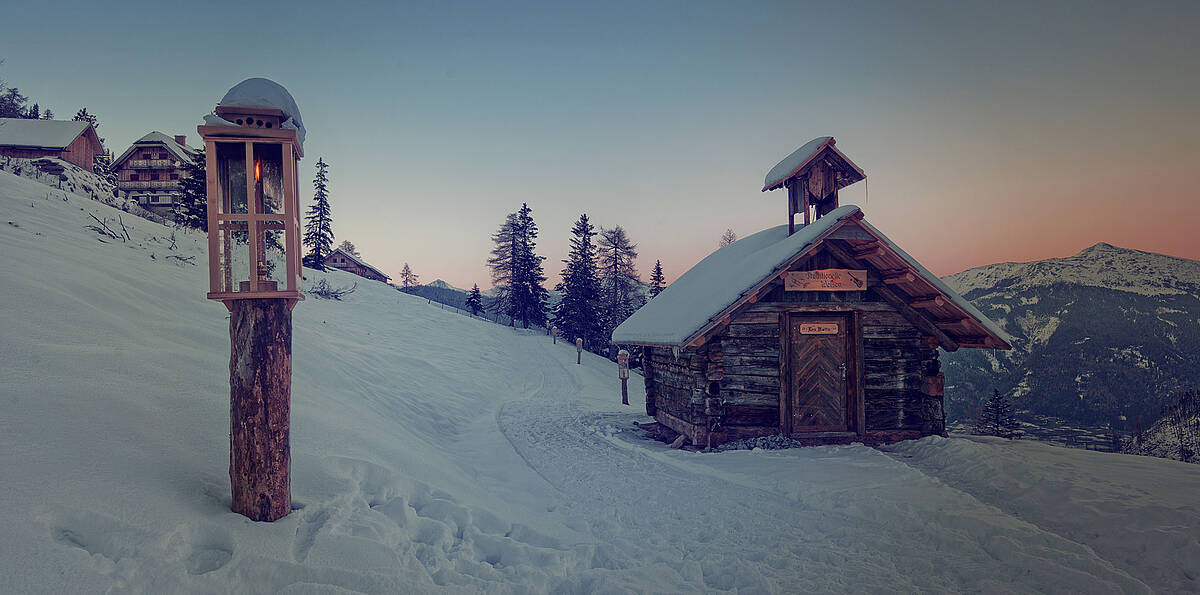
[0, 118, 91, 150]
[612, 205, 1012, 350]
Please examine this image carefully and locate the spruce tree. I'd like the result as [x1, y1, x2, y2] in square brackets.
[649, 259, 665, 298]
[554, 214, 603, 351]
[598, 225, 642, 350]
[488, 204, 549, 329]
[466, 284, 484, 316]
[487, 211, 520, 320]
[26, 102, 39, 119]
[975, 388, 1021, 439]
[302, 158, 334, 270]
[175, 147, 207, 230]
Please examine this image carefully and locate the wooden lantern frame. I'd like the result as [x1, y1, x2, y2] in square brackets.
[199, 107, 305, 309]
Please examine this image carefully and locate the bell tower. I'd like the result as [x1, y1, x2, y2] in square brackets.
[762, 137, 866, 235]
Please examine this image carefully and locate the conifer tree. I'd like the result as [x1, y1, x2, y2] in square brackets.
[41, 108, 53, 120]
[302, 158, 334, 270]
[400, 263, 419, 289]
[488, 204, 549, 329]
[466, 284, 484, 316]
[598, 225, 642, 349]
[554, 214, 603, 350]
[975, 388, 1021, 439]
[649, 259, 665, 298]
[719, 228, 738, 247]
[26, 103, 38, 119]
[175, 147, 207, 230]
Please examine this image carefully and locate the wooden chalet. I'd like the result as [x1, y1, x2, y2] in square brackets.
[113, 132, 199, 216]
[323, 248, 390, 283]
[0, 118, 102, 172]
[613, 137, 1012, 448]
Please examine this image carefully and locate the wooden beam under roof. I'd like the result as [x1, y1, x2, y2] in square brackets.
[821, 240, 960, 351]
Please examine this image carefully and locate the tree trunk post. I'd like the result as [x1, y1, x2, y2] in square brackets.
[229, 298, 292, 522]
[621, 378, 629, 406]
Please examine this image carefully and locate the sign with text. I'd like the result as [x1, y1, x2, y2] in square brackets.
[785, 269, 867, 291]
[798, 322, 840, 335]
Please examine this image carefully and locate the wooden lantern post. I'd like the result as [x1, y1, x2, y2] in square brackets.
[552, 325, 557, 344]
[617, 349, 630, 406]
[199, 79, 306, 522]
[576, 338, 583, 364]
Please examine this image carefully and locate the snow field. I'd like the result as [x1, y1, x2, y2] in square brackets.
[2, 168, 1199, 593]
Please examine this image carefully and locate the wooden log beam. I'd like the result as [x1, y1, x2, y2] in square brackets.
[881, 269, 916, 285]
[822, 241, 960, 352]
[936, 319, 973, 332]
[909, 296, 946, 309]
[852, 243, 884, 260]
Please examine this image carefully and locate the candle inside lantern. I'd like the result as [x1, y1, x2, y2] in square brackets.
[254, 158, 269, 283]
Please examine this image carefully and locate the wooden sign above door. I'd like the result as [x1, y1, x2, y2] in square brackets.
[784, 269, 867, 291]
[798, 322, 839, 335]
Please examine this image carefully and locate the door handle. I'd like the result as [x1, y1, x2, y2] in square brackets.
[839, 363, 847, 380]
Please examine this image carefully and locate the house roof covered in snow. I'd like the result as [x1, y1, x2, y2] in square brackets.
[761, 136, 865, 192]
[114, 131, 197, 166]
[216, 78, 305, 146]
[612, 205, 1012, 351]
[324, 248, 390, 281]
[0, 118, 92, 150]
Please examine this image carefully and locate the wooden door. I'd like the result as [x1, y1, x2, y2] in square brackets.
[787, 314, 851, 432]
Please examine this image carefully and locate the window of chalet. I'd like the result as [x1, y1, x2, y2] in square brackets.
[141, 153, 151, 159]
[150, 173, 160, 181]
[130, 173, 140, 181]
[170, 173, 179, 180]
[158, 153, 167, 159]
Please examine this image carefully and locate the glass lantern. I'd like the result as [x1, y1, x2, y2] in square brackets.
[200, 108, 304, 307]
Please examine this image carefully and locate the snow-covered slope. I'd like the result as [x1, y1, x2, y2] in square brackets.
[941, 243, 1200, 425]
[3, 168, 1200, 593]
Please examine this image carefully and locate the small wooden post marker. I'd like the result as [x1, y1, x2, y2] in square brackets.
[576, 338, 583, 364]
[552, 325, 557, 344]
[617, 349, 630, 406]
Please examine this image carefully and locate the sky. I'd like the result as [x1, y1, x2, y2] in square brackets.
[4, 0, 1198, 289]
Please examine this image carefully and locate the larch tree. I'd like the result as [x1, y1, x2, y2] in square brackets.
[465, 284, 484, 316]
[598, 225, 642, 350]
[648, 259, 666, 298]
[400, 263, 419, 289]
[302, 158, 333, 270]
[554, 214, 603, 351]
[337, 240, 360, 257]
[175, 146, 207, 231]
[719, 228, 738, 247]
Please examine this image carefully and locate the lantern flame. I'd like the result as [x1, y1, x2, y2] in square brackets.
[254, 159, 261, 181]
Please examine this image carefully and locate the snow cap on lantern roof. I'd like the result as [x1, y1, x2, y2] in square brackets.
[762, 136, 865, 192]
[211, 77, 305, 146]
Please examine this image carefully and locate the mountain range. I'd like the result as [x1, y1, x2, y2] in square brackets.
[941, 243, 1200, 427]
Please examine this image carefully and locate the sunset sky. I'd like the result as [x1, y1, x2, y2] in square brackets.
[5, 0, 1197, 289]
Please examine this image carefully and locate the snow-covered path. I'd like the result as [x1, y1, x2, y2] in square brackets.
[488, 335, 1154, 593]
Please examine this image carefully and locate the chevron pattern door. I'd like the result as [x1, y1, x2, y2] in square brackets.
[788, 315, 850, 432]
